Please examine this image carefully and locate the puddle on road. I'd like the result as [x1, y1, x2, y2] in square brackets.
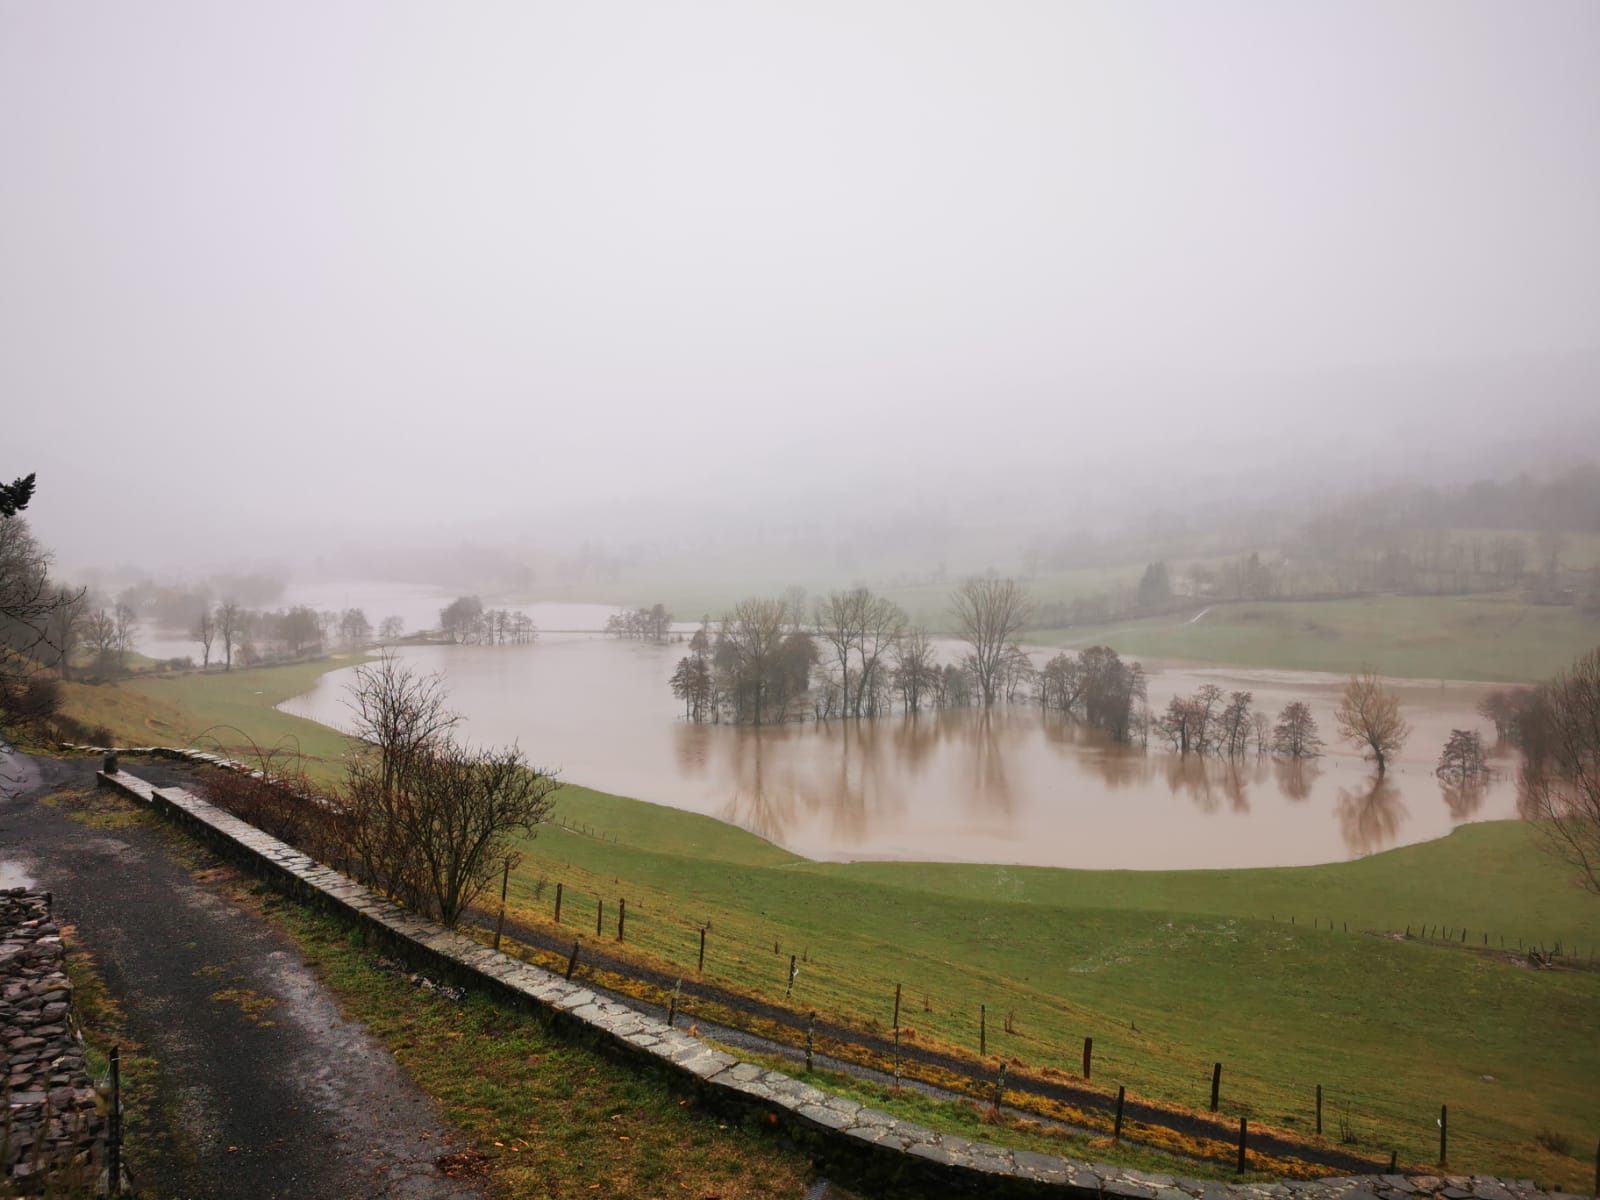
[0, 861, 37, 889]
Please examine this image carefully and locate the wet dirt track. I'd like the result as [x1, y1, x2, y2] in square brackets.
[0, 749, 488, 1200]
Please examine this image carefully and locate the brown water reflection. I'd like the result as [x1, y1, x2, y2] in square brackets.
[1335, 776, 1407, 855]
[280, 637, 1524, 869]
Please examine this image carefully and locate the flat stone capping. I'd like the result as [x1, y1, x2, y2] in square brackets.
[92, 754, 1586, 1200]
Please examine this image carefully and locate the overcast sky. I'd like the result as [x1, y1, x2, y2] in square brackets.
[3, 2, 1598, 573]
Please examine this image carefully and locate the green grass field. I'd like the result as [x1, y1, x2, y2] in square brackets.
[510, 789, 1599, 1189]
[52, 660, 1600, 1190]
[1031, 594, 1600, 682]
[58, 657, 366, 783]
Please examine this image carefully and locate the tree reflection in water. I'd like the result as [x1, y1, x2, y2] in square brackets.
[1162, 755, 1258, 813]
[1274, 758, 1321, 802]
[1439, 777, 1486, 819]
[1335, 775, 1407, 855]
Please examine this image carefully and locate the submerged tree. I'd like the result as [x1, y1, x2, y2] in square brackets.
[949, 577, 1033, 707]
[1272, 701, 1324, 759]
[714, 597, 812, 725]
[1436, 729, 1488, 784]
[1517, 647, 1600, 894]
[1335, 669, 1411, 775]
[891, 626, 939, 715]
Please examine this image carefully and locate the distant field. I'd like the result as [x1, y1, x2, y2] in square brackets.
[50, 658, 1600, 1189]
[1031, 594, 1600, 682]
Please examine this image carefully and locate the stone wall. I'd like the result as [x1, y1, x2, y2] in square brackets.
[90, 753, 1586, 1200]
[1, 889, 109, 1195]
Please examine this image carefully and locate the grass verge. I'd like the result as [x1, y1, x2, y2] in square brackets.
[246, 891, 817, 1198]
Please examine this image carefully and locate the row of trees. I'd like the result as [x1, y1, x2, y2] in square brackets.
[605, 604, 672, 642]
[669, 579, 1156, 738]
[190, 603, 402, 669]
[439, 595, 537, 645]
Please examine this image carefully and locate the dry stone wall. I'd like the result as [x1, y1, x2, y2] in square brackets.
[1, 889, 109, 1195]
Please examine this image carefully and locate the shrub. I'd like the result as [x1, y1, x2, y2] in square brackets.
[1534, 1128, 1572, 1156]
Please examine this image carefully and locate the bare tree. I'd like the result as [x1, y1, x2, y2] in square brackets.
[44, 586, 88, 681]
[1251, 710, 1273, 757]
[340, 654, 555, 924]
[1477, 686, 1531, 742]
[1517, 647, 1600, 894]
[440, 595, 483, 643]
[670, 651, 715, 722]
[1335, 669, 1411, 775]
[344, 652, 459, 795]
[404, 739, 560, 925]
[814, 588, 907, 718]
[338, 607, 372, 646]
[2, 512, 83, 698]
[1218, 690, 1254, 757]
[113, 601, 138, 669]
[1272, 701, 1324, 759]
[949, 577, 1033, 706]
[716, 597, 803, 725]
[217, 600, 244, 670]
[1038, 652, 1086, 714]
[378, 615, 405, 642]
[891, 626, 938, 715]
[81, 609, 118, 676]
[193, 606, 216, 668]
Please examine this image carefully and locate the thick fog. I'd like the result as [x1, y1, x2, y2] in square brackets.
[3, 2, 1598, 580]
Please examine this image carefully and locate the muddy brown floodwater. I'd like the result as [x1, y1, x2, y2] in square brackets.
[280, 608, 1522, 870]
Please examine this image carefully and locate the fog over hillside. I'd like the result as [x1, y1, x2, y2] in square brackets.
[3, 2, 1597, 582]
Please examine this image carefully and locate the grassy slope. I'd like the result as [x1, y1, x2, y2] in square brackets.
[1029, 594, 1600, 682]
[59, 658, 365, 783]
[517, 801, 1600, 1190]
[55, 662, 1600, 1190]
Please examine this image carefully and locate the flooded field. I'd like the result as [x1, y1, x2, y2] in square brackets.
[277, 591, 1521, 869]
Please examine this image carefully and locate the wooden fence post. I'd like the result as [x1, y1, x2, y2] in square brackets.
[1211, 1062, 1222, 1112]
[1439, 1104, 1448, 1166]
[1083, 1036, 1093, 1080]
[617, 898, 626, 942]
[892, 982, 903, 1085]
[493, 859, 509, 951]
[698, 926, 706, 973]
[786, 954, 797, 997]
[595, 899, 603, 937]
[565, 941, 580, 980]
[554, 882, 562, 923]
[1114, 1086, 1125, 1142]
[108, 1045, 122, 1196]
